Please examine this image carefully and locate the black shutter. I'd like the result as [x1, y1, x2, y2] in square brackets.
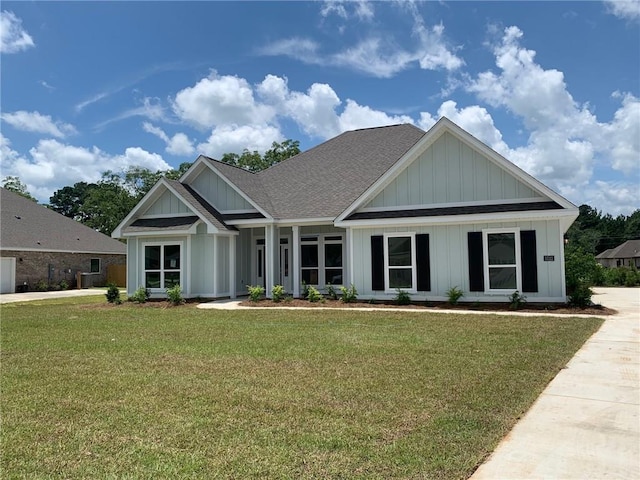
[520, 230, 538, 292]
[371, 235, 384, 291]
[468, 232, 484, 292]
[416, 234, 431, 291]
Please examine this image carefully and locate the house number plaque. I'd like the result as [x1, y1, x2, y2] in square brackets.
[543, 255, 555, 261]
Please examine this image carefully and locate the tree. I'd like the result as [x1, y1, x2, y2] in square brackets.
[48, 182, 97, 221]
[220, 139, 300, 172]
[2, 176, 37, 202]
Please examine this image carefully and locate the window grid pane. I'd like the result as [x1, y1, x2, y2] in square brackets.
[488, 233, 516, 265]
[388, 237, 412, 266]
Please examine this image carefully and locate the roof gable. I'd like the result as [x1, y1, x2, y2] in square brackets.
[337, 117, 577, 223]
[596, 240, 640, 259]
[1, 188, 126, 254]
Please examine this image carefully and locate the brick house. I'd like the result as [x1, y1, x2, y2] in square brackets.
[1, 188, 126, 293]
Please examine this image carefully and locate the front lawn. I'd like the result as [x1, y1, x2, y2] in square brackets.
[1, 297, 602, 479]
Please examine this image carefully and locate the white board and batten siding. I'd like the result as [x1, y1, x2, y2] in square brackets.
[365, 132, 541, 209]
[143, 189, 192, 216]
[350, 219, 565, 302]
[190, 168, 255, 212]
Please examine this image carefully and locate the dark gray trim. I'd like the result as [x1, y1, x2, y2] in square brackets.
[124, 216, 199, 232]
[222, 212, 266, 221]
[347, 201, 562, 221]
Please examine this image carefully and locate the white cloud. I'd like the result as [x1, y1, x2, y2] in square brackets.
[94, 97, 166, 131]
[339, 99, 413, 132]
[173, 72, 274, 129]
[1, 110, 77, 138]
[603, 0, 640, 20]
[0, 134, 170, 203]
[197, 124, 284, 159]
[0, 10, 34, 53]
[142, 122, 195, 156]
[259, 3, 462, 78]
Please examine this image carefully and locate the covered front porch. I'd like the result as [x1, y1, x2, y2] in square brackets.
[236, 224, 348, 298]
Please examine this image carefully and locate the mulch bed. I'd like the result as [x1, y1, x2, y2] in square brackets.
[239, 298, 616, 315]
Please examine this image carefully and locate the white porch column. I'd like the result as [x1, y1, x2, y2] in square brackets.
[346, 228, 353, 287]
[265, 224, 276, 298]
[292, 225, 300, 298]
[229, 235, 236, 299]
[212, 235, 218, 298]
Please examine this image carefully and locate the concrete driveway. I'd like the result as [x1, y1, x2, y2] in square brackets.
[471, 287, 640, 479]
[0, 288, 106, 304]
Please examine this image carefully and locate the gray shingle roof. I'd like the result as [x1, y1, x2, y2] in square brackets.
[191, 124, 425, 221]
[595, 240, 640, 259]
[258, 124, 425, 219]
[1, 188, 126, 254]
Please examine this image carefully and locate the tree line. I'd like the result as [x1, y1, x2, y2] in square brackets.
[2, 140, 300, 236]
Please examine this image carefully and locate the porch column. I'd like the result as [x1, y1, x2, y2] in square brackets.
[292, 225, 300, 298]
[265, 224, 276, 298]
[212, 235, 218, 298]
[229, 235, 236, 299]
[346, 228, 353, 287]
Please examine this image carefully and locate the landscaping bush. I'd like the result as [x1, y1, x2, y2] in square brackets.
[129, 286, 150, 303]
[306, 285, 323, 303]
[166, 284, 184, 305]
[568, 278, 593, 307]
[271, 284, 285, 303]
[394, 289, 411, 305]
[565, 247, 597, 307]
[508, 291, 527, 310]
[59, 279, 69, 291]
[105, 283, 122, 304]
[446, 286, 464, 305]
[325, 283, 338, 300]
[339, 284, 358, 303]
[34, 279, 49, 292]
[247, 285, 265, 302]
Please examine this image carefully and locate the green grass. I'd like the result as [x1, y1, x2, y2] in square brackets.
[1, 297, 602, 479]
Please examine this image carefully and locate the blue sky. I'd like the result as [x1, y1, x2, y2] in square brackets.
[1, 1, 638, 215]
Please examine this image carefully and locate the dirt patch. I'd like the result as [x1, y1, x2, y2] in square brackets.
[239, 298, 616, 315]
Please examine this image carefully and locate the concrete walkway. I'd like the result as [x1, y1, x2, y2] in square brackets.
[0, 288, 106, 304]
[471, 287, 639, 479]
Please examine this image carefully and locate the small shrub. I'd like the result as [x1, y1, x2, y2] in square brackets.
[368, 298, 377, 304]
[394, 289, 411, 305]
[567, 279, 593, 308]
[624, 268, 639, 287]
[508, 291, 527, 310]
[301, 281, 310, 299]
[340, 284, 358, 303]
[34, 279, 49, 292]
[247, 285, 265, 302]
[105, 283, 122, 304]
[446, 286, 464, 305]
[272, 284, 285, 302]
[129, 286, 150, 304]
[166, 284, 184, 305]
[306, 285, 323, 303]
[59, 279, 69, 290]
[284, 295, 293, 303]
[325, 283, 338, 300]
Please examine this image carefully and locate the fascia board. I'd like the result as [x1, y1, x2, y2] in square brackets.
[179, 155, 209, 183]
[335, 208, 579, 229]
[1, 247, 125, 254]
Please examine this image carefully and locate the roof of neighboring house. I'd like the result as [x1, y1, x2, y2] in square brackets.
[595, 240, 640, 259]
[1, 188, 126, 254]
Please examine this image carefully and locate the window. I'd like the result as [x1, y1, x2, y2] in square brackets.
[384, 234, 416, 291]
[90, 258, 101, 273]
[144, 243, 182, 289]
[483, 229, 521, 292]
[300, 235, 344, 286]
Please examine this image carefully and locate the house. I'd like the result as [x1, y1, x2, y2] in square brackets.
[112, 117, 578, 303]
[0, 188, 126, 293]
[595, 240, 640, 268]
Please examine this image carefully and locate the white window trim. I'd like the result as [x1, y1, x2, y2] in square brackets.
[482, 228, 521, 294]
[383, 233, 417, 293]
[299, 234, 345, 287]
[141, 241, 184, 291]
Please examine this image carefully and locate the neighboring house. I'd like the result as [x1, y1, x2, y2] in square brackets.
[113, 117, 578, 303]
[1, 188, 126, 293]
[595, 240, 640, 268]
